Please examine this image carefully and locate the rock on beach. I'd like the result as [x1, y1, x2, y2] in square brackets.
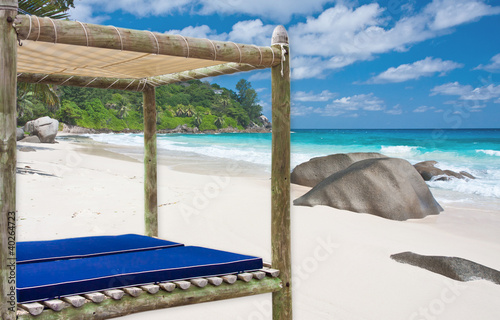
[414, 160, 475, 181]
[391, 251, 500, 285]
[291, 152, 387, 188]
[294, 157, 443, 221]
[24, 116, 59, 143]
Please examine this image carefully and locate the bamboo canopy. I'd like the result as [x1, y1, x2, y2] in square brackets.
[1, 1, 292, 319]
[13, 14, 281, 87]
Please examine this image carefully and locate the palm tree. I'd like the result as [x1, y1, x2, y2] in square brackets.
[192, 112, 203, 128]
[18, 0, 74, 19]
[214, 116, 225, 128]
[175, 105, 186, 117]
[117, 106, 129, 119]
[17, 0, 75, 115]
[184, 105, 195, 117]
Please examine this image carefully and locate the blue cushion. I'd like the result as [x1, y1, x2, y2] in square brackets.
[17, 246, 263, 303]
[17, 234, 183, 264]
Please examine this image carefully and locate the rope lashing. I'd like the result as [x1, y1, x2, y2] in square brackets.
[280, 44, 287, 77]
[178, 35, 190, 58]
[149, 31, 160, 55]
[107, 79, 121, 89]
[84, 78, 98, 87]
[141, 79, 148, 91]
[59, 76, 74, 86]
[268, 46, 275, 67]
[36, 74, 49, 83]
[77, 21, 89, 47]
[253, 45, 263, 66]
[207, 39, 217, 60]
[123, 80, 135, 91]
[34, 15, 41, 41]
[112, 26, 124, 51]
[231, 42, 242, 63]
[48, 18, 57, 44]
[24, 14, 32, 40]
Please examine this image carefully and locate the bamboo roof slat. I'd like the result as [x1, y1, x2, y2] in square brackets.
[17, 62, 265, 91]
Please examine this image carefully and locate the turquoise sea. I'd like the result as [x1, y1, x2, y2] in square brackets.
[86, 129, 500, 208]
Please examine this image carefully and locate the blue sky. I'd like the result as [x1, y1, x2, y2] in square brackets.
[69, 0, 500, 129]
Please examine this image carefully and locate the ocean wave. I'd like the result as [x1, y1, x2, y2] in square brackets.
[427, 176, 500, 199]
[380, 145, 420, 157]
[476, 149, 500, 157]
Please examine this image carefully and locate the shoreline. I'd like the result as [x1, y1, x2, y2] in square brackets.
[15, 136, 500, 320]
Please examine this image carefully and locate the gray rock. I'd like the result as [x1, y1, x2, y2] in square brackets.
[19, 147, 36, 152]
[391, 252, 500, 285]
[20, 135, 41, 143]
[24, 116, 59, 143]
[33, 116, 59, 143]
[16, 127, 25, 141]
[259, 115, 272, 129]
[291, 153, 387, 187]
[24, 120, 35, 135]
[294, 158, 443, 220]
[414, 160, 475, 181]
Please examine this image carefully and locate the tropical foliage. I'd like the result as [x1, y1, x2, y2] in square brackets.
[17, 0, 75, 119]
[18, 79, 265, 132]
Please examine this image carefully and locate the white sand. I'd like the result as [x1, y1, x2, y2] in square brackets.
[15, 137, 500, 320]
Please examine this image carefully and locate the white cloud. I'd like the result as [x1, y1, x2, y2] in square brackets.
[68, 0, 500, 80]
[293, 90, 336, 102]
[413, 105, 435, 113]
[475, 53, 500, 73]
[68, 4, 109, 23]
[226, 20, 274, 46]
[165, 25, 222, 39]
[317, 93, 385, 116]
[431, 82, 500, 101]
[288, 0, 500, 78]
[425, 0, 500, 30]
[291, 56, 328, 80]
[431, 82, 473, 96]
[69, 0, 192, 21]
[386, 104, 403, 115]
[70, 0, 336, 24]
[248, 72, 271, 81]
[291, 105, 316, 116]
[197, 0, 336, 23]
[368, 57, 463, 83]
[165, 19, 272, 45]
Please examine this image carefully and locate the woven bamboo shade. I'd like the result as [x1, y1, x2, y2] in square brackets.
[13, 14, 281, 85]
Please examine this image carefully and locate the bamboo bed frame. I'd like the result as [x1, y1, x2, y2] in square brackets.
[0, 0, 291, 319]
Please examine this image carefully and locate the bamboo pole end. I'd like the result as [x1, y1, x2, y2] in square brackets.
[271, 25, 288, 46]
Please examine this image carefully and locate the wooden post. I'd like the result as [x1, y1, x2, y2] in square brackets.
[271, 25, 292, 320]
[0, 1, 18, 319]
[143, 85, 158, 237]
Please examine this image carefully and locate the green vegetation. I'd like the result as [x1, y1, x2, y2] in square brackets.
[17, 79, 265, 132]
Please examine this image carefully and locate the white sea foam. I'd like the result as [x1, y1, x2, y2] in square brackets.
[476, 149, 500, 157]
[427, 173, 500, 199]
[380, 146, 421, 160]
[83, 132, 500, 201]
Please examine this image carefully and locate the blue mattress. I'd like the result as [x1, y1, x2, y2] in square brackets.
[17, 245, 262, 303]
[17, 234, 183, 264]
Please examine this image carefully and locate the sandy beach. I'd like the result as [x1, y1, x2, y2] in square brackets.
[15, 136, 500, 320]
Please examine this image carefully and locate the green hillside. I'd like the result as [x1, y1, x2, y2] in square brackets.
[17, 79, 265, 132]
